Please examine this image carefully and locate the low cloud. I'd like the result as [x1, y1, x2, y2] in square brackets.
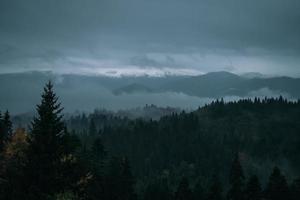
[248, 88, 291, 99]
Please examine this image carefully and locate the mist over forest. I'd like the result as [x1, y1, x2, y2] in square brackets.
[1, 0, 300, 199]
[1, 71, 299, 114]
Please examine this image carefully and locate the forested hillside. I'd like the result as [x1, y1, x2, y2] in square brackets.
[1, 83, 300, 200]
[70, 97, 300, 184]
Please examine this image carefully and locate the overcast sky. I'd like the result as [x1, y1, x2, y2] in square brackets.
[0, 0, 300, 76]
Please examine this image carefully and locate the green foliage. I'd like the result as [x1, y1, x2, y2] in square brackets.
[25, 81, 67, 198]
[1, 82, 300, 200]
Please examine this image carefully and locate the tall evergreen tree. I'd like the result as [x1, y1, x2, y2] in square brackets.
[265, 167, 290, 200]
[24, 81, 70, 199]
[245, 175, 262, 200]
[175, 177, 193, 200]
[227, 154, 245, 200]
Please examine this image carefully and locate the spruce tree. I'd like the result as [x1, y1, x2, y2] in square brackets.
[245, 175, 262, 200]
[227, 154, 245, 200]
[265, 167, 290, 200]
[25, 81, 67, 199]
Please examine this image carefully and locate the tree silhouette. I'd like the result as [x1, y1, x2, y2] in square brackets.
[25, 81, 69, 199]
[245, 175, 262, 200]
[227, 154, 245, 200]
[265, 167, 290, 200]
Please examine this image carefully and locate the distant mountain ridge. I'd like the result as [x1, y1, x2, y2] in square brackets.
[113, 83, 153, 95]
[114, 71, 300, 98]
[1, 71, 300, 113]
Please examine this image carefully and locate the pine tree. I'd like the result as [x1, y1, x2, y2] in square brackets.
[227, 154, 245, 200]
[245, 175, 262, 200]
[265, 167, 290, 200]
[175, 177, 193, 200]
[24, 81, 68, 199]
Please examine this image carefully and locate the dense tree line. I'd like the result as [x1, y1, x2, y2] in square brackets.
[0, 82, 300, 199]
[85, 97, 300, 182]
[0, 82, 136, 200]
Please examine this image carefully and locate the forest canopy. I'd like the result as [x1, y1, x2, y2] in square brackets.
[0, 82, 300, 200]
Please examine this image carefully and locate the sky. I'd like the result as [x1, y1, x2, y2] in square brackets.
[0, 0, 300, 77]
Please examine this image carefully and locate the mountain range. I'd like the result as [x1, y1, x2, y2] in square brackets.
[1, 71, 299, 114]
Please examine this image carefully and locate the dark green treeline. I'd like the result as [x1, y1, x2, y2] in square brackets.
[0, 82, 300, 200]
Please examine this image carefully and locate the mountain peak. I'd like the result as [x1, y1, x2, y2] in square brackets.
[203, 71, 239, 78]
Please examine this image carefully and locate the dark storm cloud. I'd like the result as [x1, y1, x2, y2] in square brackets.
[0, 0, 300, 75]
